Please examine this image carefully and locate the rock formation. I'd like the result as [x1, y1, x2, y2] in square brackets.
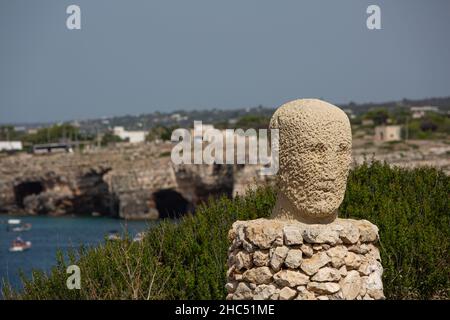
[226, 98, 384, 300]
[0, 143, 269, 219]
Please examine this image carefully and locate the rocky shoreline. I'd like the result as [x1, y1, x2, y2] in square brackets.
[0, 143, 270, 219]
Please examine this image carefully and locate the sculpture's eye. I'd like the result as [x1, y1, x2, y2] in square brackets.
[315, 143, 326, 152]
[338, 143, 349, 152]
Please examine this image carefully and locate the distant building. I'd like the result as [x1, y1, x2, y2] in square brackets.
[113, 126, 146, 143]
[0, 141, 23, 152]
[410, 106, 440, 119]
[374, 125, 402, 142]
[27, 128, 39, 135]
[362, 119, 374, 126]
[33, 142, 74, 154]
[170, 113, 188, 122]
[13, 126, 26, 132]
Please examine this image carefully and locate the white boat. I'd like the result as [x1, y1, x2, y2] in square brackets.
[107, 230, 121, 241]
[11, 223, 32, 232]
[9, 237, 32, 252]
[8, 219, 21, 225]
[6, 219, 21, 231]
[133, 232, 145, 242]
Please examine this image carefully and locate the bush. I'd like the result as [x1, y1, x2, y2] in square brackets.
[3, 162, 449, 300]
[340, 162, 449, 299]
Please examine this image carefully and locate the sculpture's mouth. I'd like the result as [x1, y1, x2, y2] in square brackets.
[314, 182, 335, 193]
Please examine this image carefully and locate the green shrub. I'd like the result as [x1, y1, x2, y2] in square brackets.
[3, 162, 449, 300]
[340, 162, 449, 299]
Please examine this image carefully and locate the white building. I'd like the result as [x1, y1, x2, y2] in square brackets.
[113, 126, 147, 143]
[0, 141, 23, 151]
[374, 125, 402, 142]
[410, 106, 440, 119]
[361, 119, 374, 126]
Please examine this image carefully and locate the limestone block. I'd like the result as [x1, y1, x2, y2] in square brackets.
[300, 252, 331, 276]
[253, 284, 278, 300]
[242, 266, 273, 285]
[311, 267, 341, 282]
[273, 270, 309, 287]
[269, 246, 289, 271]
[253, 250, 270, 267]
[283, 225, 303, 245]
[339, 270, 362, 300]
[279, 287, 297, 300]
[233, 282, 253, 300]
[284, 249, 303, 268]
[307, 282, 340, 295]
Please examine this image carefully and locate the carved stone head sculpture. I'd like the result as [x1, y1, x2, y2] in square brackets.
[270, 99, 352, 223]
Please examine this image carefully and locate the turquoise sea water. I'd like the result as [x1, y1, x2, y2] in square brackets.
[0, 216, 155, 293]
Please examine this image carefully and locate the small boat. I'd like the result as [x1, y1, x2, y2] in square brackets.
[11, 223, 32, 232]
[9, 237, 32, 252]
[6, 219, 21, 231]
[107, 230, 121, 241]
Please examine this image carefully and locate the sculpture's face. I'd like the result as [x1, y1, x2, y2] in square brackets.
[270, 99, 352, 220]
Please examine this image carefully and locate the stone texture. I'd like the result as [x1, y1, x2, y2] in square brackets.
[253, 250, 269, 267]
[296, 286, 316, 300]
[329, 291, 345, 300]
[226, 218, 383, 300]
[340, 270, 362, 300]
[355, 220, 379, 242]
[273, 270, 309, 287]
[253, 284, 278, 300]
[339, 265, 348, 277]
[326, 245, 348, 268]
[307, 282, 340, 295]
[269, 246, 289, 271]
[311, 267, 341, 282]
[234, 251, 252, 270]
[269, 99, 352, 223]
[366, 270, 385, 299]
[245, 220, 283, 249]
[302, 225, 340, 245]
[300, 252, 331, 276]
[284, 249, 303, 268]
[242, 267, 273, 284]
[233, 282, 253, 300]
[301, 244, 314, 257]
[340, 223, 360, 244]
[279, 287, 297, 300]
[344, 252, 362, 269]
[283, 225, 303, 245]
[225, 281, 237, 293]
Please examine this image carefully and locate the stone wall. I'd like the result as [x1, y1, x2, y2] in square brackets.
[226, 218, 384, 300]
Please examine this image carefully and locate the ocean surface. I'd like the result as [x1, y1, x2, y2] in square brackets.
[0, 215, 155, 294]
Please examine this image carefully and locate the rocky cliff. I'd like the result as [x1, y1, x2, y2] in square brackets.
[0, 143, 271, 219]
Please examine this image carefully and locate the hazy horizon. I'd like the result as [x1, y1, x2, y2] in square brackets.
[2, 94, 450, 126]
[1, 0, 450, 123]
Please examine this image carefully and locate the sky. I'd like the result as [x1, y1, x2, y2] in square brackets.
[1, 0, 450, 123]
